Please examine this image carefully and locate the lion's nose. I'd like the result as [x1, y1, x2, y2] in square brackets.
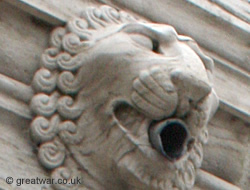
[170, 69, 212, 103]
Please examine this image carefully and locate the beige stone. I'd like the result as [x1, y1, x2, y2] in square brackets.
[0, 1, 249, 190]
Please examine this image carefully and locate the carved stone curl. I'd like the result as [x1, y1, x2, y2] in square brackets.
[30, 5, 219, 190]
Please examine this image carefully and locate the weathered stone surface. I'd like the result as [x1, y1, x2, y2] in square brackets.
[203, 109, 250, 190]
[0, 107, 50, 190]
[196, 170, 241, 190]
[27, 5, 220, 190]
[0, 1, 248, 190]
[0, 1, 51, 85]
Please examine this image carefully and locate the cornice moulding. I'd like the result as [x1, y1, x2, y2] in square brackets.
[0, 92, 32, 119]
[0, 74, 34, 103]
[6, 0, 104, 25]
[196, 170, 241, 190]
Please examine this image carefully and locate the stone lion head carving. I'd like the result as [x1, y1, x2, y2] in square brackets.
[30, 5, 219, 190]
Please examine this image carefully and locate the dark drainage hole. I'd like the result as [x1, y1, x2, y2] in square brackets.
[160, 121, 188, 160]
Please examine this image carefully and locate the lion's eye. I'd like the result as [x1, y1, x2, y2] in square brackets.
[130, 34, 154, 51]
[152, 39, 160, 53]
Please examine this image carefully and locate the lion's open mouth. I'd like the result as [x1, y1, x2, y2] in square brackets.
[149, 119, 192, 161]
[113, 101, 211, 189]
[114, 103, 196, 161]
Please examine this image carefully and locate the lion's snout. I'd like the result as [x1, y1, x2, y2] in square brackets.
[131, 65, 212, 120]
[170, 69, 212, 103]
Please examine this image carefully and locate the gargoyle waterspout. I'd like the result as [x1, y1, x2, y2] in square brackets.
[30, 5, 219, 190]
